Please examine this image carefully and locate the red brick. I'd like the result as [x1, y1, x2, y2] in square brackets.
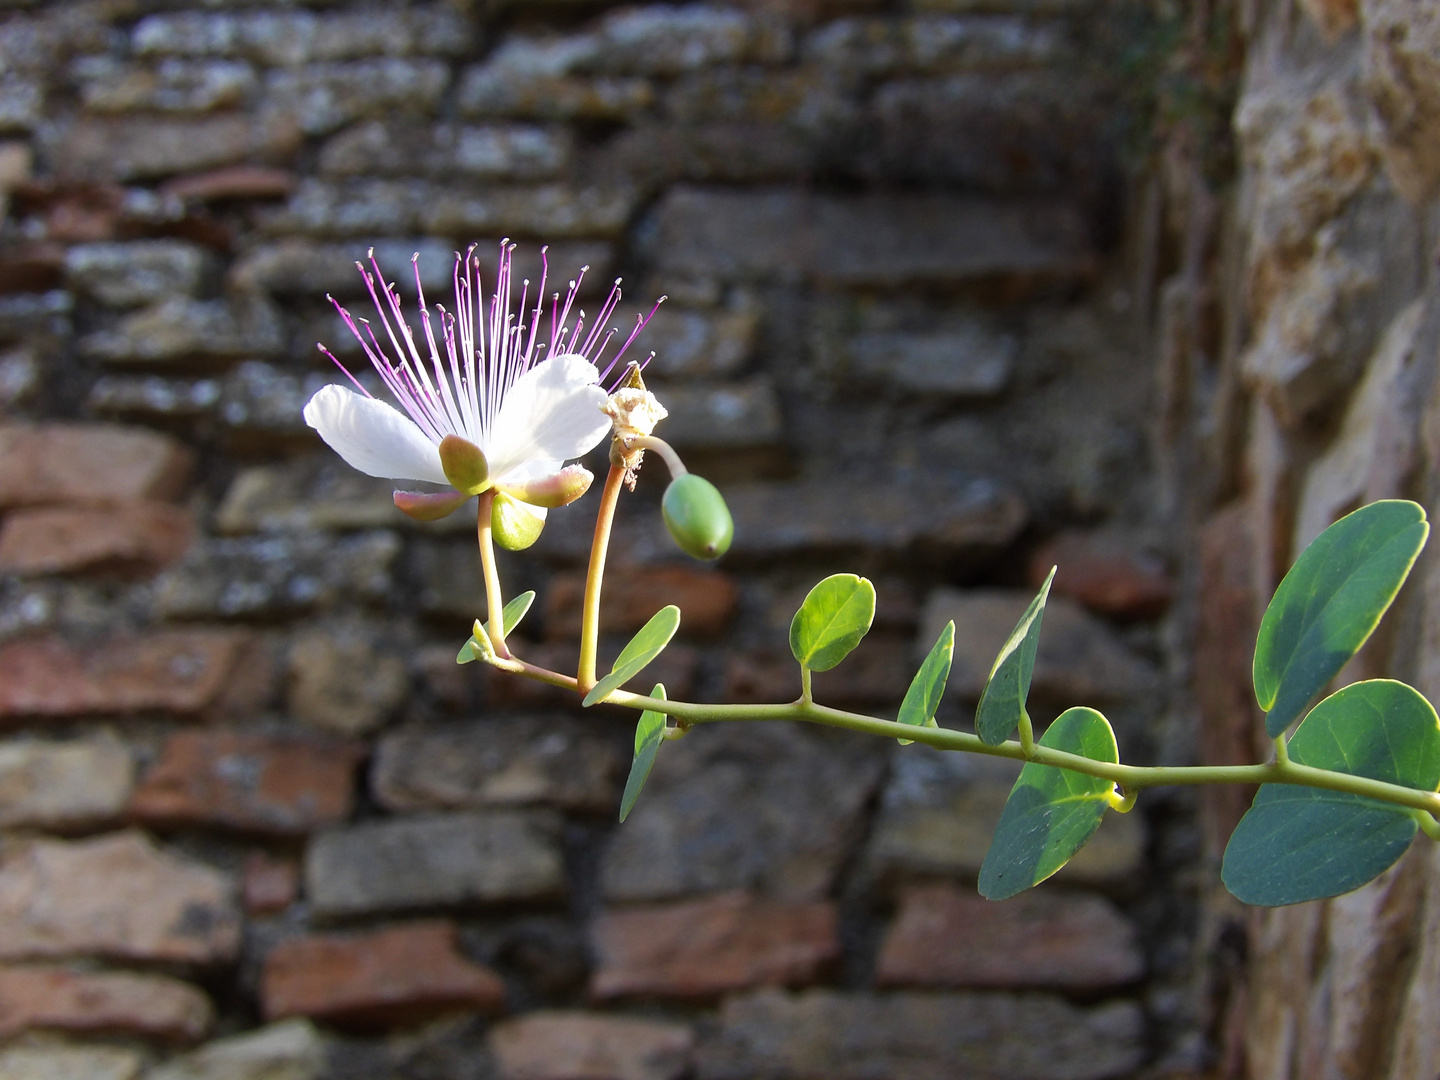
[161, 165, 297, 202]
[544, 564, 739, 640]
[589, 891, 839, 1002]
[0, 423, 193, 509]
[1028, 531, 1174, 620]
[0, 243, 64, 294]
[875, 883, 1144, 992]
[261, 921, 505, 1028]
[0, 501, 194, 576]
[243, 851, 298, 916]
[0, 831, 240, 964]
[0, 965, 213, 1042]
[490, 1011, 693, 1080]
[0, 630, 249, 719]
[130, 730, 362, 836]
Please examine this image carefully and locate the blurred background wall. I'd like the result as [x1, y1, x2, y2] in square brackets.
[0, 0, 1436, 1077]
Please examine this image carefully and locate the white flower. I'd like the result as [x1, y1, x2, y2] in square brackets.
[303, 242, 660, 523]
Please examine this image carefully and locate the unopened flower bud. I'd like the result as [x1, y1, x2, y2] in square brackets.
[439, 434, 490, 495]
[662, 473, 733, 560]
[491, 490, 545, 551]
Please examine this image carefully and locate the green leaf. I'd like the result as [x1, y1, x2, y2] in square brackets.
[975, 567, 1055, 746]
[457, 592, 536, 663]
[485, 591, 536, 638]
[978, 706, 1118, 900]
[1254, 500, 1428, 738]
[1222, 679, 1440, 906]
[456, 621, 494, 665]
[583, 605, 682, 707]
[789, 574, 876, 672]
[898, 620, 954, 744]
[619, 684, 667, 822]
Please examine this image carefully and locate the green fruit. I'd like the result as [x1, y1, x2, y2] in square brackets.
[491, 491, 545, 551]
[662, 474, 733, 560]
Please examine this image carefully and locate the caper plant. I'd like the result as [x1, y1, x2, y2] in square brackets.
[307, 243, 1440, 908]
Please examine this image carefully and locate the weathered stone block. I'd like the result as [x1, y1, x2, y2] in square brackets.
[262, 921, 505, 1028]
[0, 423, 192, 509]
[1028, 531, 1174, 620]
[218, 362, 331, 442]
[319, 120, 570, 180]
[306, 810, 567, 918]
[920, 588, 1159, 701]
[260, 179, 636, 239]
[591, 6, 783, 75]
[133, 7, 474, 64]
[601, 724, 884, 902]
[865, 746, 1146, 890]
[64, 241, 212, 308]
[590, 891, 839, 1001]
[650, 186, 1095, 287]
[0, 630, 250, 719]
[243, 850, 298, 916]
[0, 735, 134, 830]
[726, 636, 915, 707]
[263, 60, 450, 137]
[87, 376, 223, 422]
[491, 1012, 694, 1080]
[373, 716, 623, 814]
[458, 56, 654, 122]
[847, 325, 1015, 397]
[75, 57, 257, 114]
[0, 1046, 143, 1080]
[0, 501, 194, 576]
[79, 294, 284, 365]
[0, 831, 239, 964]
[805, 15, 1062, 75]
[53, 114, 301, 182]
[130, 730, 363, 835]
[876, 882, 1144, 991]
[871, 75, 1105, 194]
[147, 1018, 326, 1080]
[213, 457, 395, 533]
[419, 183, 637, 240]
[723, 476, 1026, 560]
[154, 532, 399, 620]
[696, 989, 1146, 1080]
[0, 965, 214, 1042]
[287, 628, 410, 735]
[652, 379, 783, 453]
[544, 563, 739, 641]
[642, 303, 758, 379]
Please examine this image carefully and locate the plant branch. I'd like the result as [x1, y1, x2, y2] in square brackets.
[577, 464, 626, 693]
[476, 491, 511, 660]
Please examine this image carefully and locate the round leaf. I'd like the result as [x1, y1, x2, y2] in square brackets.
[1223, 679, 1440, 906]
[619, 684, 667, 822]
[978, 706, 1118, 900]
[789, 574, 876, 673]
[975, 567, 1055, 746]
[1254, 500, 1428, 737]
[583, 605, 681, 707]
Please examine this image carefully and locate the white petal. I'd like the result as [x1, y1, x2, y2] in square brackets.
[303, 384, 448, 485]
[486, 354, 611, 480]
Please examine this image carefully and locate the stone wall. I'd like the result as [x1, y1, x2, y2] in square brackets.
[1171, 0, 1440, 1076]
[0, 2, 1204, 1079]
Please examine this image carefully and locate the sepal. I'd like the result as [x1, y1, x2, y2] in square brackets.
[394, 488, 470, 521]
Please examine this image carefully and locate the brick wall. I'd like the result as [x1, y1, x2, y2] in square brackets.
[0, 2, 1201, 1078]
